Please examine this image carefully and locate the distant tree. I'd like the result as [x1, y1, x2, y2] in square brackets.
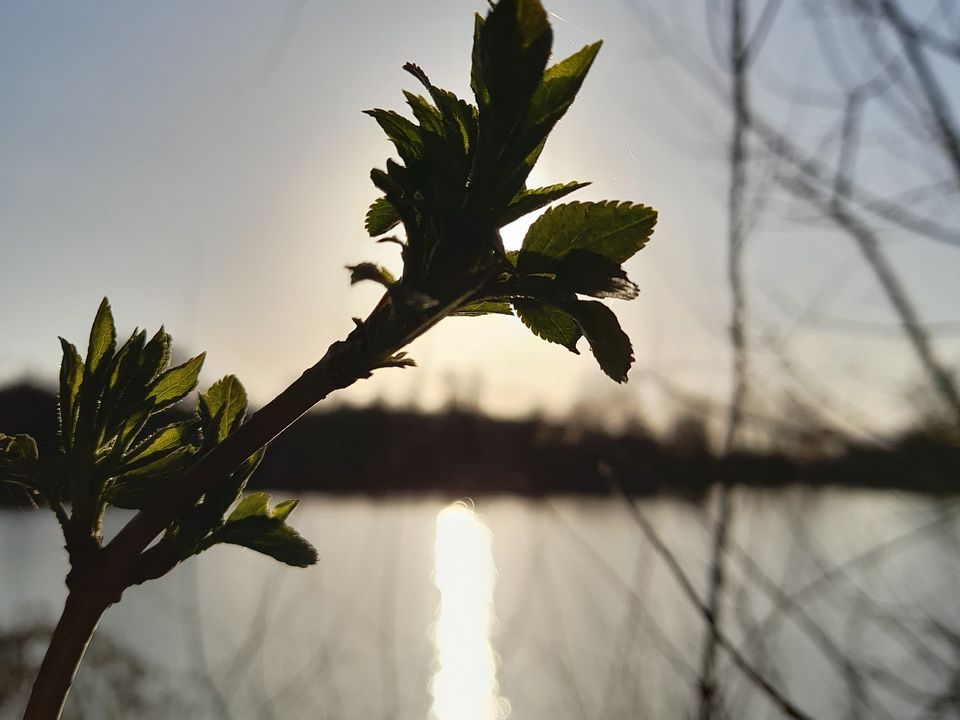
[667, 413, 712, 457]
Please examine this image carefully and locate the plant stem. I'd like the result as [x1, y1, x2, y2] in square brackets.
[102, 332, 380, 580]
[23, 339, 368, 720]
[25, 280, 487, 719]
[22, 591, 111, 720]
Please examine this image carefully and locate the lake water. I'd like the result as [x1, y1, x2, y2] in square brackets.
[2, 488, 959, 719]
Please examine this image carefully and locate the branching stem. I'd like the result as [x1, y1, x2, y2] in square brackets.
[22, 592, 112, 720]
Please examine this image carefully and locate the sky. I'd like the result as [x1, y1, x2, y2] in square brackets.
[2, 0, 958, 438]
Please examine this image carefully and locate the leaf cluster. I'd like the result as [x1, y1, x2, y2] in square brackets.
[361, 0, 657, 382]
[1, 300, 316, 573]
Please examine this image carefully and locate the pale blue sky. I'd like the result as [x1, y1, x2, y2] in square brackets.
[2, 0, 958, 437]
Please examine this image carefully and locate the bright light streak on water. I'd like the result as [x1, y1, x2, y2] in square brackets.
[430, 501, 508, 720]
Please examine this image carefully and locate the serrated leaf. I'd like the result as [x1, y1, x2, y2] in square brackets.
[106, 330, 146, 396]
[476, 0, 552, 114]
[500, 181, 589, 226]
[528, 41, 602, 130]
[101, 327, 172, 442]
[364, 109, 423, 165]
[199, 375, 248, 446]
[514, 298, 581, 352]
[147, 353, 205, 411]
[561, 299, 633, 383]
[229, 491, 271, 522]
[519, 201, 657, 271]
[115, 445, 192, 481]
[203, 516, 318, 567]
[121, 421, 197, 472]
[140, 327, 172, 385]
[106, 471, 181, 510]
[406, 68, 476, 155]
[520, 249, 640, 300]
[451, 301, 514, 317]
[85, 298, 116, 379]
[500, 42, 603, 186]
[470, 14, 489, 107]
[566, 252, 638, 300]
[98, 329, 147, 437]
[58, 338, 83, 452]
[366, 197, 401, 237]
[109, 406, 151, 466]
[404, 91, 445, 136]
[76, 299, 118, 452]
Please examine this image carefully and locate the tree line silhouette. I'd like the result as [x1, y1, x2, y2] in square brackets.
[1, 382, 955, 504]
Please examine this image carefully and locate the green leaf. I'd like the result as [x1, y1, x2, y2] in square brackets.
[100, 326, 172, 443]
[500, 181, 589, 226]
[226, 493, 299, 522]
[513, 298, 581, 352]
[561, 300, 633, 383]
[366, 197, 401, 237]
[203, 516, 318, 567]
[364, 109, 423, 165]
[272, 499, 299, 521]
[451, 301, 514, 317]
[228, 491, 271, 522]
[404, 91, 445, 136]
[121, 421, 197, 472]
[470, 14, 489, 107]
[107, 406, 151, 467]
[403, 66, 477, 157]
[76, 299, 118, 452]
[528, 41, 603, 131]
[519, 201, 657, 270]
[147, 353, 205, 411]
[498, 42, 603, 188]
[555, 250, 639, 300]
[104, 480, 161, 510]
[473, 0, 552, 124]
[166, 446, 265, 558]
[97, 330, 147, 438]
[105, 330, 146, 395]
[84, 298, 116, 379]
[106, 456, 192, 509]
[140, 327, 172, 386]
[199, 375, 248, 446]
[512, 297, 634, 382]
[58, 338, 83, 452]
[114, 445, 192, 481]
[517, 249, 640, 300]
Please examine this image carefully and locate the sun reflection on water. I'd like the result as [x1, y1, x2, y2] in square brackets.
[430, 501, 508, 720]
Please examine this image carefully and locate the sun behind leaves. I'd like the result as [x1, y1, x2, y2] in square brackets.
[358, 0, 658, 382]
[4, 3, 659, 716]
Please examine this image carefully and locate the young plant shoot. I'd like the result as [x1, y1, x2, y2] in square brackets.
[0, 1, 657, 717]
